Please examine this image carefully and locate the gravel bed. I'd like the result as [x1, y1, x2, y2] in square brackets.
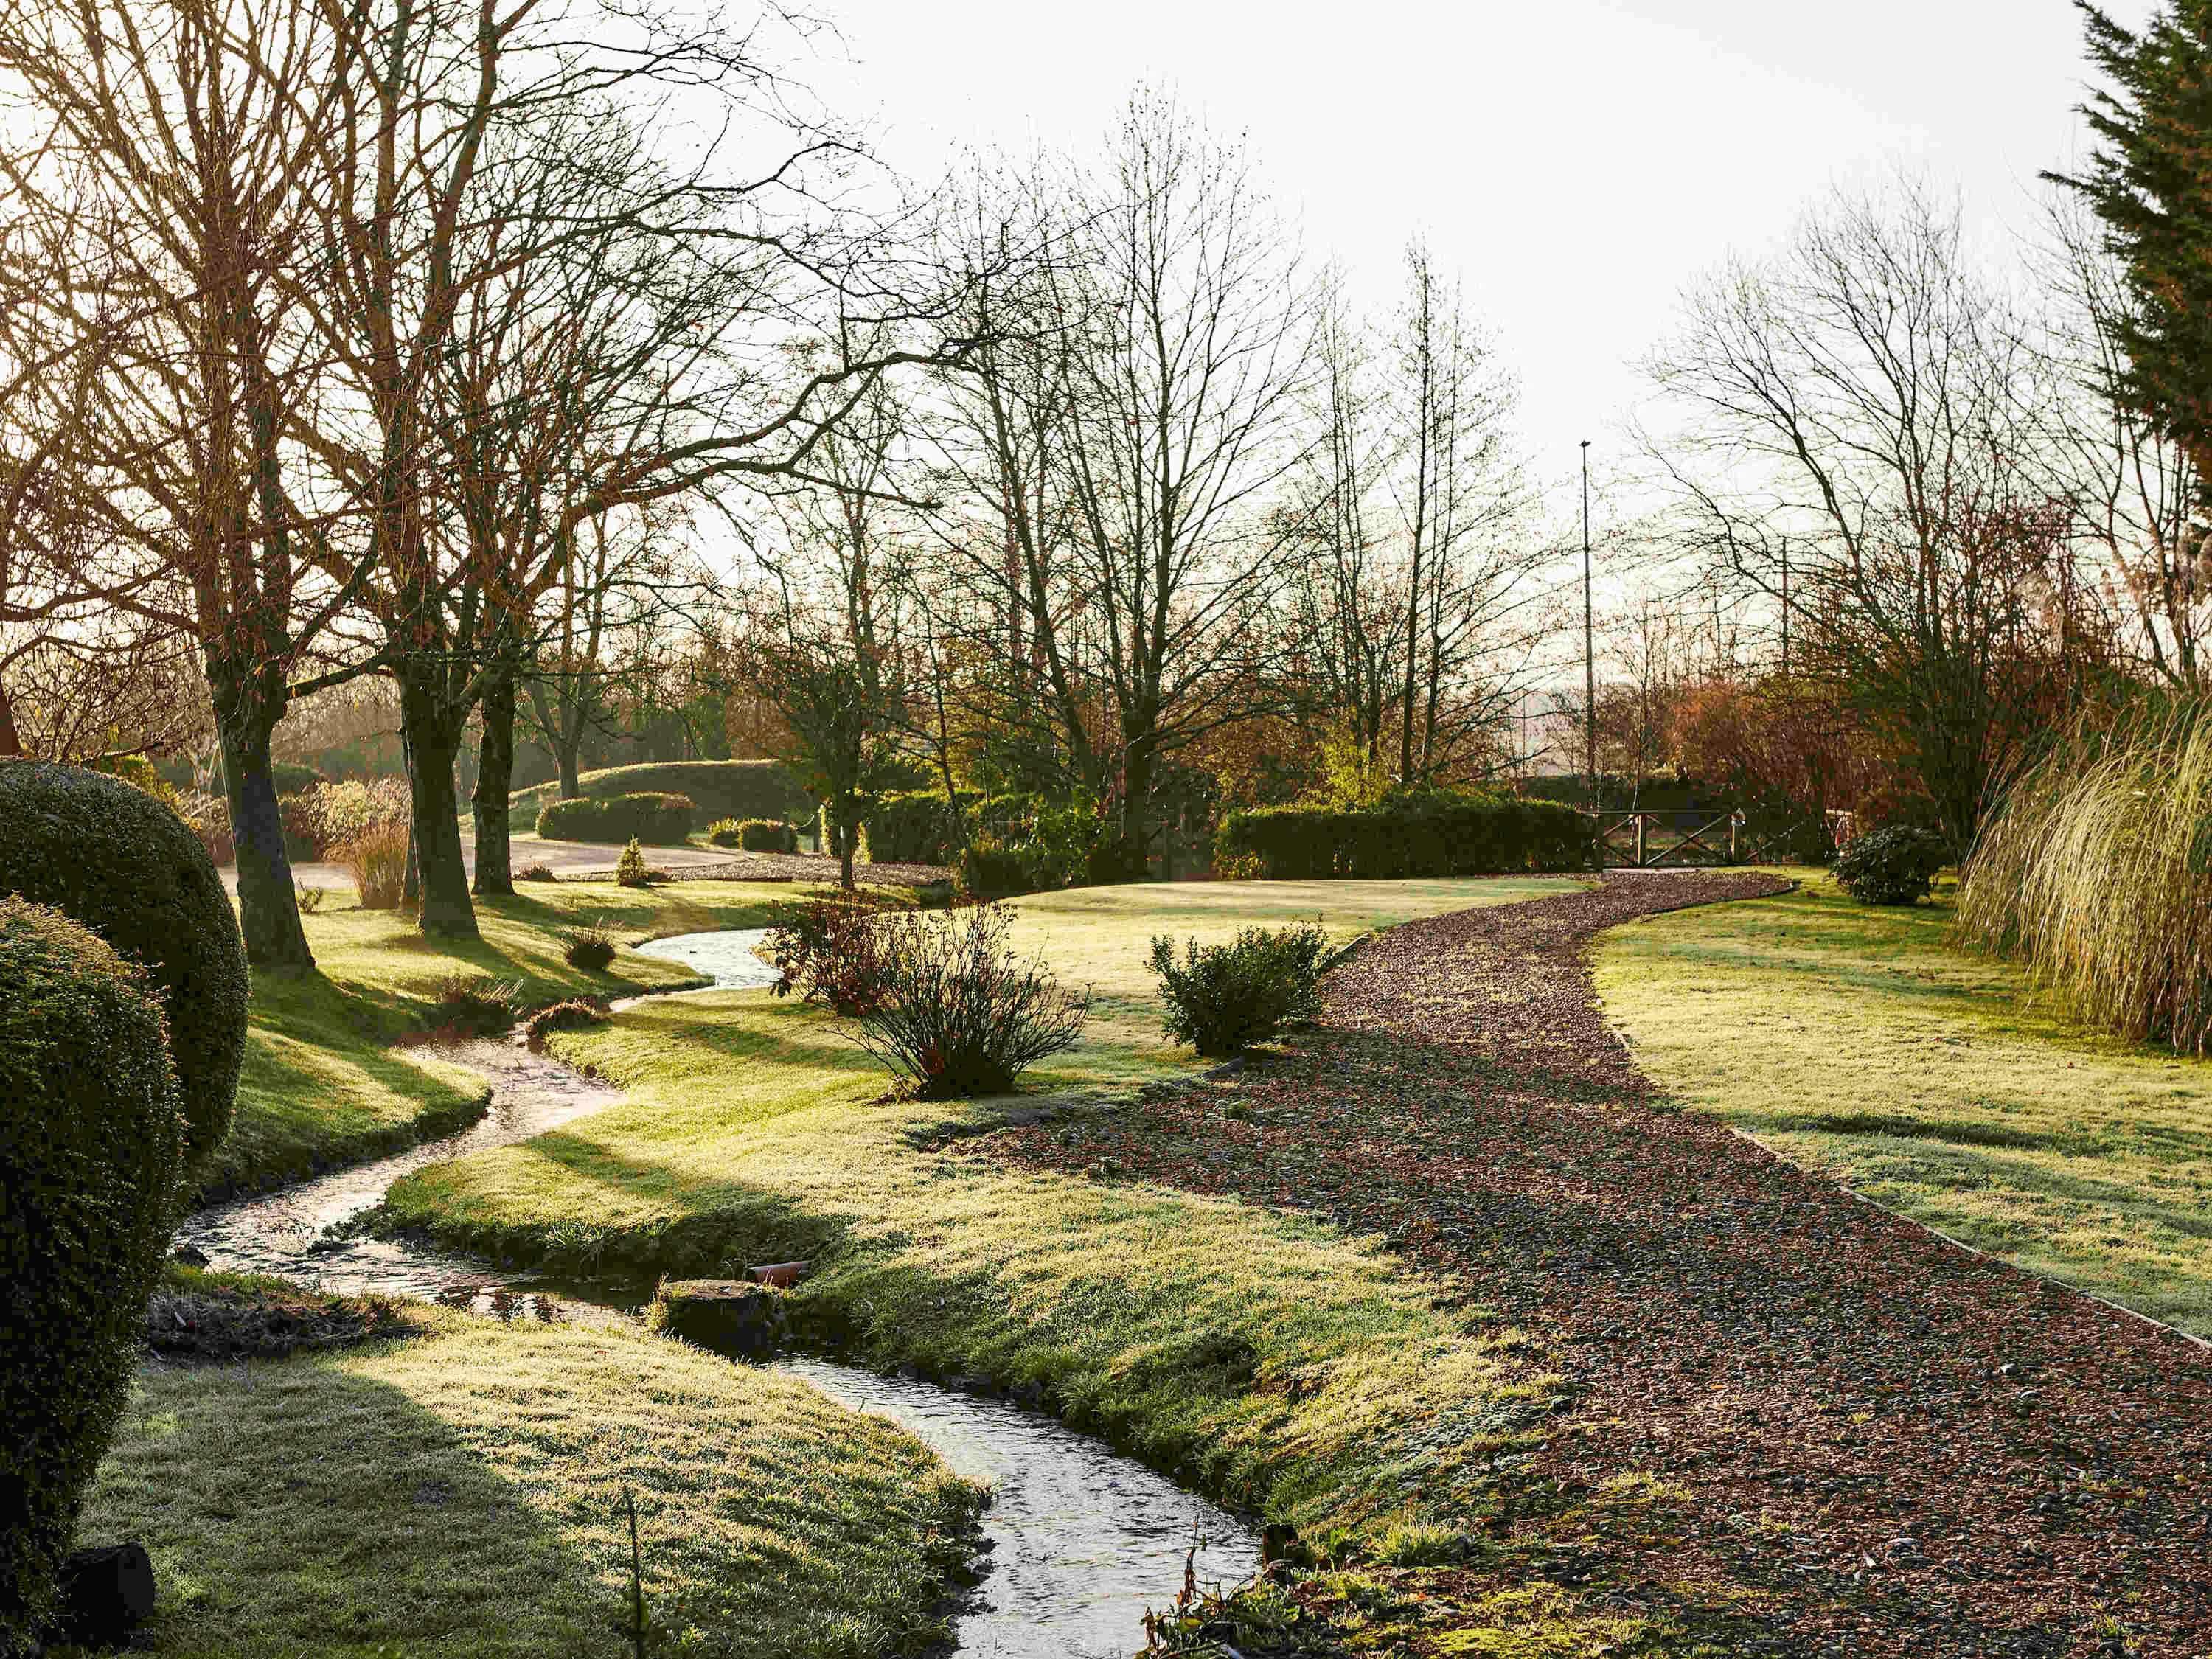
[984, 872, 2212, 1656]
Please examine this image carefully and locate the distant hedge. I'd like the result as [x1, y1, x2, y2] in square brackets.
[1217, 793, 1596, 878]
[535, 791, 695, 845]
[514, 761, 807, 830]
[736, 818, 798, 853]
[865, 790, 964, 866]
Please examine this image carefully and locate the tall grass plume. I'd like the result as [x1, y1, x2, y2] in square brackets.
[1956, 698, 2212, 1052]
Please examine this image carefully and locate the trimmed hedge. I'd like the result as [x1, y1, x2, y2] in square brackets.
[865, 790, 963, 866]
[1217, 793, 1596, 878]
[513, 761, 807, 829]
[737, 818, 798, 853]
[0, 761, 248, 1180]
[1, 898, 185, 1652]
[535, 791, 695, 846]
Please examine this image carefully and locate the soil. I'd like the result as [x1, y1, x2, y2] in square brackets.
[984, 873, 2212, 1658]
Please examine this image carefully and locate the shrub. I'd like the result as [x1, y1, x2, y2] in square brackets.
[615, 837, 652, 888]
[563, 919, 617, 972]
[765, 891, 897, 1014]
[277, 790, 321, 860]
[846, 902, 1091, 1098]
[270, 760, 325, 796]
[737, 817, 799, 853]
[1957, 699, 2212, 1051]
[535, 791, 695, 846]
[706, 818, 745, 848]
[866, 790, 963, 866]
[522, 998, 609, 1043]
[1149, 925, 1329, 1057]
[338, 822, 411, 910]
[1216, 790, 1595, 879]
[0, 761, 248, 1181]
[302, 776, 410, 853]
[432, 975, 523, 1035]
[1, 898, 185, 1652]
[515, 862, 558, 882]
[1832, 824, 1947, 906]
[294, 883, 326, 916]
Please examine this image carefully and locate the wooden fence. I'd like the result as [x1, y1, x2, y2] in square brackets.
[1584, 808, 1827, 869]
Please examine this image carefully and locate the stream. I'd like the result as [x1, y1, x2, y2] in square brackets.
[179, 928, 1259, 1658]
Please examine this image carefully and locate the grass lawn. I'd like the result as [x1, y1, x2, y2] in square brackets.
[208, 880, 838, 1201]
[72, 1312, 981, 1658]
[1596, 874, 2212, 1336]
[1011, 874, 1585, 1090]
[378, 878, 1587, 1556]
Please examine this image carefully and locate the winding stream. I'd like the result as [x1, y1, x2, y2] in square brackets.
[180, 928, 1258, 1657]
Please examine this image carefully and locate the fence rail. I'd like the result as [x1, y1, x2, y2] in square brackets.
[1582, 809, 1825, 869]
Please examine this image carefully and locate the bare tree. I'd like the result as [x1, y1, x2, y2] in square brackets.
[1644, 184, 2088, 852]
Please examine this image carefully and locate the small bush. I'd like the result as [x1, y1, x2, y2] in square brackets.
[522, 998, 610, 1043]
[1832, 824, 1947, 906]
[431, 975, 523, 1035]
[1214, 849, 1266, 881]
[737, 817, 799, 853]
[0, 761, 248, 1180]
[563, 919, 617, 972]
[516, 862, 558, 882]
[706, 818, 745, 848]
[294, 883, 326, 916]
[1, 898, 185, 1651]
[535, 791, 695, 846]
[1149, 924, 1329, 1057]
[846, 903, 1091, 1098]
[615, 837, 652, 888]
[302, 776, 410, 853]
[765, 891, 896, 1014]
[277, 790, 322, 860]
[338, 822, 411, 910]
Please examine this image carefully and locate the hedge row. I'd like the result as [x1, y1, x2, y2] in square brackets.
[535, 791, 695, 845]
[1217, 796, 1596, 878]
[512, 760, 807, 829]
[865, 790, 964, 865]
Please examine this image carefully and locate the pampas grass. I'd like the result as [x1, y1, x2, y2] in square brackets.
[1955, 698, 2212, 1052]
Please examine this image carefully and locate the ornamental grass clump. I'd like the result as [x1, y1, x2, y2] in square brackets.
[1148, 923, 1329, 1057]
[846, 902, 1090, 1098]
[1957, 698, 2212, 1053]
[338, 822, 411, 910]
[432, 975, 523, 1036]
[563, 919, 617, 972]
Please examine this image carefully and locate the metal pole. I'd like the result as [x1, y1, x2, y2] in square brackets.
[1581, 440, 1596, 810]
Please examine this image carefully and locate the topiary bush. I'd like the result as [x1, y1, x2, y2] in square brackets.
[705, 818, 744, 848]
[736, 817, 798, 853]
[1832, 824, 1948, 906]
[1, 897, 185, 1652]
[0, 761, 247, 1182]
[615, 837, 653, 888]
[535, 791, 695, 846]
[1149, 924, 1329, 1057]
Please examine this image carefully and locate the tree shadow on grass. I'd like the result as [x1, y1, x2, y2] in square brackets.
[68, 1352, 619, 1658]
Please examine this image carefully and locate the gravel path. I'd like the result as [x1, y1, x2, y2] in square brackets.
[986, 872, 2212, 1657]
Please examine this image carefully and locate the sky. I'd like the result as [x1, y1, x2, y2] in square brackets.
[810, 0, 2157, 521]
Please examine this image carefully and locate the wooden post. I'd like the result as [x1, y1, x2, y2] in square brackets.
[1634, 813, 1648, 867]
[1729, 813, 1740, 863]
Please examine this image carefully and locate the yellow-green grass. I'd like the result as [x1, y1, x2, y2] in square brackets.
[207, 881, 835, 1200]
[1008, 875, 1585, 1091]
[1596, 875, 2212, 1335]
[378, 880, 1585, 1556]
[72, 1314, 980, 1658]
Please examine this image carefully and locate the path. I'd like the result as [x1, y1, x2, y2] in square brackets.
[986, 872, 2212, 1657]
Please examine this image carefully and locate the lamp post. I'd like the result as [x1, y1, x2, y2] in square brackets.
[1581, 439, 1596, 808]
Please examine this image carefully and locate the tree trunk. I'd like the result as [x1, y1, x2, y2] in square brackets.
[0, 680, 21, 757]
[396, 670, 479, 938]
[209, 664, 314, 973]
[556, 734, 582, 799]
[472, 667, 516, 897]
